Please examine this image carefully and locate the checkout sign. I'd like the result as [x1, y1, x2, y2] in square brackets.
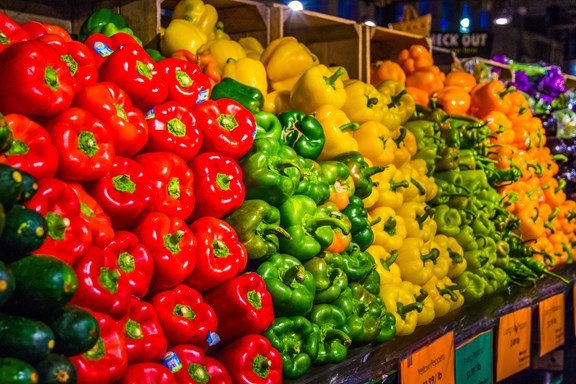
[430, 32, 492, 58]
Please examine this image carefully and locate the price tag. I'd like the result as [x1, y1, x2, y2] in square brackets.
[455, 330, 493, 384]
[400, 331, 455, 384]
[539, 293, 565, 356]
[496, 306, 531, 382]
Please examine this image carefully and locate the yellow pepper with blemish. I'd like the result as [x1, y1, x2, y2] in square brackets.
[434, 234, 467, 279]
[314, 105, 359, 161]
[172, 0, 218, 36]
[289, 65, 348, 114]
[260, 36, 318, 92]
[160, 19, 208, 56]
[379, 282, 422, 336]
[238, 36, 264, 60]
[369, 207, 407, 253]
[262, 90, 292, 114]
[198, 38, 246, 72]
[370, 245, 402, 286]
[353, 121, 397, 167]
[222, 56, 268, 96]
[341, 80, 384, 124]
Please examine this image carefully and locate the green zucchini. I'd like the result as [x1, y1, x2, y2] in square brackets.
[0, 163, 23, 209]
[0, 205, 47, 261]
[34, 354, 77, 384]
[49, 305, 100, 357]
[0, 358, 38, 384]
[6, 255, 77, 317]
[15, 170, 38, 204]
[0, 260, 15, 308]
[0, 313, 55, 363]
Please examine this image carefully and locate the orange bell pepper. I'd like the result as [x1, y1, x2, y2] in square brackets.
[444, 71, 476, 92]
[406, 86, 430, 106]
[434, 86, 470, 115]
[469, 80, 514, 118]
[406, 65, 445, 96]
[370, 60, 406, 86]
[397, 44, 434, 75]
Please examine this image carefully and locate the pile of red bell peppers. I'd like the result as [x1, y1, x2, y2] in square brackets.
[0, 13, 283, 384]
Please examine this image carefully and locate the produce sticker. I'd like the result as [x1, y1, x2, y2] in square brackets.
[400, 331, 455, 384]
[539, 293, 565, 356]
[454, 329, 493, 384]
[496, 306, 531, 381]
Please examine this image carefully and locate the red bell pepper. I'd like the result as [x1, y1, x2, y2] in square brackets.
[185, 216, 248, 293]
[98, 43, 168, 112]
[119, 363, 176, 384]
[215, 334, 283, 384]
[44, 107, 115, 182]
[70, 310, 128, 384]
[133, 152, 195, 220]
[188, 152, 245, 220]
[0, 13, 31, 53]
[151, 284, 218, 350]
[141, 101, 203, 163]
[85, 156, 154, 230]
[73, 81, 148, 157]
[203, 273, 274, 344]
[0, 113, 59, 179]
[38, 33, 98, 89]
[119, 296, 168, 364]
[84, 32, 140, 69]
[195, 98, 256, 160]
[68, 182, 115, 249]
[166, 344, 232, 384]
[132, 212, 197, 293]
[0, 40, 75, 116]
[24, 178, 91, 265]
[104, 230, 154, 298]
[20, 21, 48, 40]
[158, 58, 212, 108]
[70, 246, 131, 320]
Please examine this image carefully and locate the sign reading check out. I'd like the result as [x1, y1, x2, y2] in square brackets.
[430, 32, 492, 57]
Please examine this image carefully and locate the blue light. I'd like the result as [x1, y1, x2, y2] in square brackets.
[460, 17, 470, 33]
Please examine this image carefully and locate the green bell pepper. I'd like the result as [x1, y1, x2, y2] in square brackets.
[341, 195, 380, 250]
[263, 316, 319, 379]
[224, 199, 291, 260]
[278, 111, 325, 160]
[307, 304, 352, 365]
[459, 169, 490, 193]
[295, 157, 331, 205]
[303, 252, 348, 304]
[413, 143, 439, 175]
[428, 178, 468, 206]
[441, 126, 461, 149]
[332, 151, 385, 199]
[254, 111, 283, 142]
[454, 225, 477, 251]
[80, 7, 127, 41]
[435, 146, 460, 171]
[454, 271, 487, 302]
[457, 149, 477, 170]
[319, 161, 355, 205]
[211, 77, 264, 114]
[433, 204, 462, 237]
[360, 269, 381, 296]
[278, 194, 350, 261]
[256, 253, 316, 316]
[464, 248, 490, 271]
[333, 243, 376, 283]
[332, 283, 384, 346]
[373, 295, 396, 344]
[240, 138, 303, 206]
[146, 48, 165, 62]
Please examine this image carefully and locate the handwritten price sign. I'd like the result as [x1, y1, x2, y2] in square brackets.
[455, 330, 493, 384]
[496, 307, 531, 382]
[401, 332, 455, 384]
[539, 293, 565, 356]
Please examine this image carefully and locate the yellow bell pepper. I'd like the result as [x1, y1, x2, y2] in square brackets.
[289, 65, 348, 114]
[313, 105, 359, 161]
[207, 21, 231, 41]
[238, 36, 264, 60]
[172, 0, 218, 36]
[198, 39, 246, 72]
[340, 80, 385, 124]
[160, 19, 208, 56]
[222, 57, 268, 96]
[425, 237, 450, 280]
[362, 185, 379, 210]
[370, 245, 402, 286]
[369, 206, 407, 253]
[422, 276, 464, 318]
[396, 237, 434, 285]
[371, 164, 409, 210]
[395, 201, 437, 243]
[263, 90, 292, 115]
[391, 128, 411, 169]
[400, 159, 438, 203]
[260, 36, 318, 92]
[404, 282, 435, 326]
[353, 121, 397, 167]
[434, 234, 467, 279]
[376, 80, 416, 125]
[379, 283, 422, 336]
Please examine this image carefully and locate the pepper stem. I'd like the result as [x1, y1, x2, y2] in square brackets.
[45, 66, 59, 91]
[216, 173, 232, 191]
[212, 240, 229, 258]
[392, 127, 407, 145]
[421, 248, 439, 263]
[383, 216, 396, 235]
[324, 67, 346, 90]
[380, 250, 399, 270]
[367, 97, 379, 108]
[438, 285, 459, 301]
[311, 216, 350, 235]
[78, 131, 99, 157]
[261, 224, 292, 240]
[362, 165, 386, 179]
[340, 122, 360, 132]
[282, 265, 306, 284]
[448, 250, 464, 264]
[389, 89, 407, 108]
[390, 179, 409, 191]
[113, 174, 136, 193]
[410, 178, 426, 195]
[396, 301, 423, 320]
[163, 231, 184, 255]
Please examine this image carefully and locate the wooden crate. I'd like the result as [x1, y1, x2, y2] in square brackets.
[1, 0, 160, 46]
[365, 25, 431, 83]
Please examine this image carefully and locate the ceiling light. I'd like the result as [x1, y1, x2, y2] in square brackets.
[287, 1, 303, 11]
[364, 20, 377, 27]
[493, 7, 512, 25]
